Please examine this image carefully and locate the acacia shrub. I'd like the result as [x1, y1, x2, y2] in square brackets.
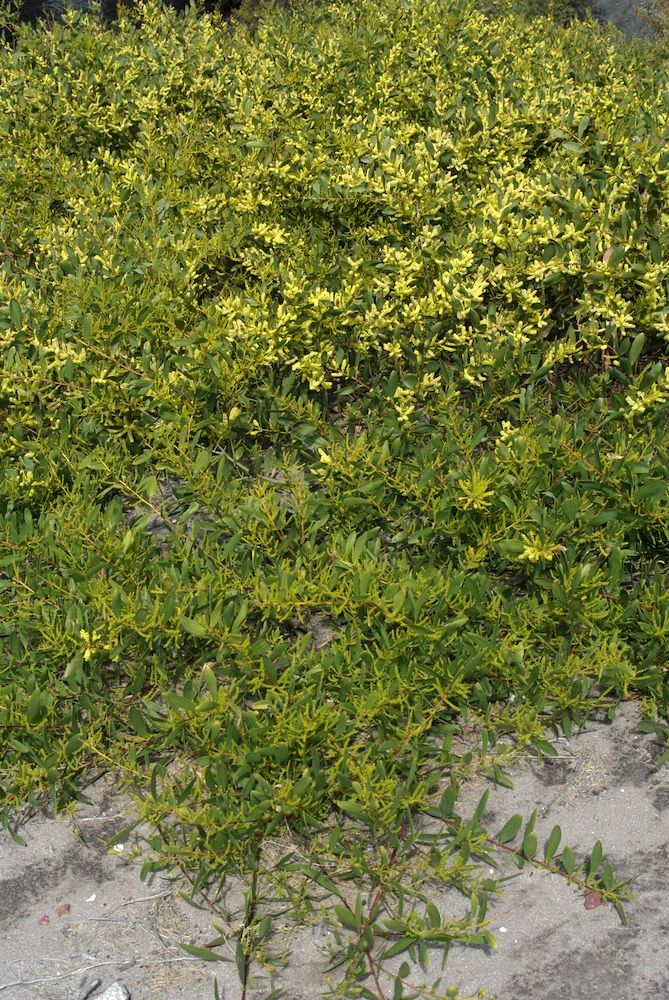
[0, 1, 667, 995]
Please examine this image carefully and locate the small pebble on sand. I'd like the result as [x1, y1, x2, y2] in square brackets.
[97, 985, 131, 1000]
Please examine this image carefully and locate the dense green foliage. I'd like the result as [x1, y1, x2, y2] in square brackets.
[1, 0, 668, 994]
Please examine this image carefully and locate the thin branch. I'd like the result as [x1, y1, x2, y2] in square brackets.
[0, 956, 203, 992]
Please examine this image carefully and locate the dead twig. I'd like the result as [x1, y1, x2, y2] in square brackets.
[0, 961, 122, 992]
[0, 956, 201, 992]
[77, 977, 102, 1000]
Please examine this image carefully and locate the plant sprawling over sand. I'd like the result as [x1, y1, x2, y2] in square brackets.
[1, 1, 668, 995]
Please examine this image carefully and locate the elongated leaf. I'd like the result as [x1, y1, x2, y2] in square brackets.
[128, 706, 149, 737]
[26, 689, 42, 726]
[496, 814, 523, 844]
[179, 944, 231, 962]
[383, 918, 407, 933]
[9, 298, 22, 330]
[335, 904, 358, 930]
[561, 713, 572, 741]
[178, 614, 208, 638]
[533, 738, 558, 758]
[439, 784, 458, 817]
[562, 845, 576, 876]
[544, 825, 562, 863]
[336, 799, 366, 818]
[426, 902, 441, 929]
[637, 720, 668, 736]
[256, 915, 272, 941]
[588, 840, 603, 877]
[634, 479, 665, 503]
[614, 899, 628, 926]
[235, 941, 247, 985]
[382, 936, 416, 960]
[522, 831, 538, 859]
[607, 245, 626, 266]
[497, 539, 526, 556]
[471, 789, 489, 826]
[524, 809, 538, 838]
[628, 333, 646, 367]
[280, 863, 341, 898]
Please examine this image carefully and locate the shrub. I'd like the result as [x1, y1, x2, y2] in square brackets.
[1, 0, 242, 45]
[0, 0, 666, 995]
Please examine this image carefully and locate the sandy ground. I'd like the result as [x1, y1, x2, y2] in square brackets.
[433, 701, 669, 999]
[1, 701, 668, 999]
[0, 779, 219, 1000]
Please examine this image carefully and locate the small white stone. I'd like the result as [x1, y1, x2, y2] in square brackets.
[112, 844, 124, 852]
[85, 893, 96, 902]
[499, 927, 507, 933]
[98, 984, 130, 1000]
